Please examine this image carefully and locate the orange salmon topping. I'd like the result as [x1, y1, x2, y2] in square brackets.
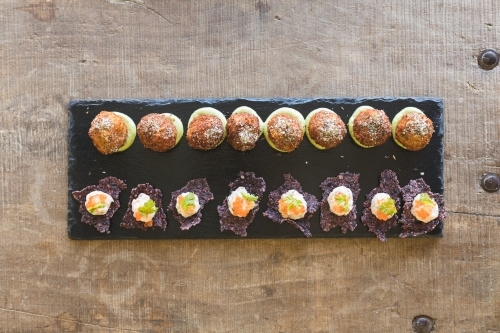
[231, 196, 254, 217]
[85, 193, 108, 209]
[278, 198, 306, 217]
[332, 204, 346, 215]
[375, 211, 390, 221]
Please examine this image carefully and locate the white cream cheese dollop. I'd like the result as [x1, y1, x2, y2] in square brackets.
[278, 189, 307, 220]
[132, 193, 157, 222]
[85, 190, 114, 215]
[370, 192, 396, 221]
[227, 187, 256, 217]
[176, 192, 200, 218]
[327, 186, 353, 216]
[411, 193, 439, 223]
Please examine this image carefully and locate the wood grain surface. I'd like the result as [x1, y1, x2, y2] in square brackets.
[1, 0, 499, 332]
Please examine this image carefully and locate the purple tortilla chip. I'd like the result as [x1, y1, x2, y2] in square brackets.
[218, 171, 266, 237]
[399, 178, 445, 238]
[168, 178, 214, 230]
[120, 183, 167, 231]
[319, 172, 360, 233]
[263, 174, 318, 237]
[361, 169, 401, 242]
[72, 176, 127, 234]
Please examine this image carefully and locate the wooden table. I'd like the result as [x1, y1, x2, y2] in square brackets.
[1, 1, 499, 332]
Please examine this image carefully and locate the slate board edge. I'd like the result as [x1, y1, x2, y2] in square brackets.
[67, 97, 444, 240]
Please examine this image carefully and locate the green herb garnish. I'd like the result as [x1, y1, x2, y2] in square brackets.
[379, 198, 397, 216]
[138, 199, 158, 215]
[180, 192, 196, 210]
[242, 192, 258, 202]
[284, 194, 302, 210]
[335, 193, 350, 211]
[88, 203, 105, 214]
[418, 193, 434, 205]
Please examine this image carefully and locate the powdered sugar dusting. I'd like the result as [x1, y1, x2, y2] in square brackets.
[187, 115, 225, 150]
[353, 109, 391, 147]
[402, 113, 432, 136]
[93, 116, 113, 130]
[267, 114, 303, 151]
[308, 111, 346, 148]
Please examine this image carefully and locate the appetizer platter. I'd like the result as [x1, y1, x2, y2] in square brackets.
[68, 98, 444, 240]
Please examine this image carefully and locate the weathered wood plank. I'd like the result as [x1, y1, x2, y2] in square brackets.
[1, 0, 500, 332]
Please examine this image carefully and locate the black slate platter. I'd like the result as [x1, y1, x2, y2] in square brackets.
[68, 98, 444, 240]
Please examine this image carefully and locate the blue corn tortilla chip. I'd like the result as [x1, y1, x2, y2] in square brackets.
[218, 171, 266, 237]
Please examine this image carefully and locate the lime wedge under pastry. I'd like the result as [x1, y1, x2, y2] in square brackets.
[113, 112, 137, 152]
[161, 113, 184, 146]
[263, 107, 305, 153]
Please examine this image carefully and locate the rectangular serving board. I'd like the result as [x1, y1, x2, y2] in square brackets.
[68, 98, 444, 240]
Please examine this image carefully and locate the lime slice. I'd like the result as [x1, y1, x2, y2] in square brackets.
[113, 112, 136, 152]
[161, 113, 184, 145]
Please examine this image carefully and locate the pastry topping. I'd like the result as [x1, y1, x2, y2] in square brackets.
[226, 111, 262, 151]
[353, 110, 391, 146]
[85, 190, 114, 215]
[370, 193, 397, 221]
[393, 109, 434, 151]
[176, 192, 200, 218]
[306, 109, 346, 149]
[411, 193, 439, 223]
[348, 107, 392, 148]
[186, 109, 226, 150]
[88, 111, 128, 154]
[227, 187, 258, 217]
[278, 189, 307, 219]
[267, 114, 303, 152]
[327, 186, 353, 216]
[132, 193, 158, 223]
[137, 113, 179, 152]
[401, 113, 432, 136]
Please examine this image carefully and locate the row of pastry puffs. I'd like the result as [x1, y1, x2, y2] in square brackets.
[87, 105, 434, 155]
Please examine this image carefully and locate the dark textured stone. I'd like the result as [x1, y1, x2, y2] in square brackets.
[67, 98, 443, 239]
